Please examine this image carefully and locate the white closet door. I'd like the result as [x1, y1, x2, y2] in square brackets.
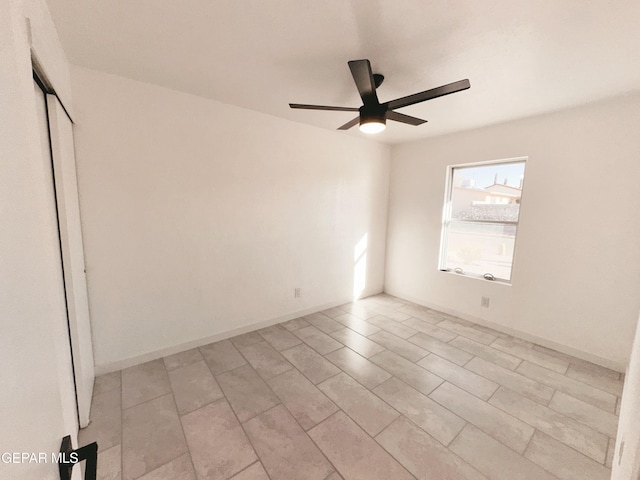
[33, 79, 80, 439]
[47, 94, 95, 428]
[612, 312, 640, 480]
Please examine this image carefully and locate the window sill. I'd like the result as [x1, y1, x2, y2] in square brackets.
[438, 269, 512, 286]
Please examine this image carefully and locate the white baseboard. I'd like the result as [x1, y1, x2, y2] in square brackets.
[384, 288, 626, 373]
[93, 292, 376, 375]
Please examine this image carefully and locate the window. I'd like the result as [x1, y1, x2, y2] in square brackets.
[439, 158, 526, 283]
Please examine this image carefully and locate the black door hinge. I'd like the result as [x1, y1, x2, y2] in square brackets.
[58, 435, 98, 480]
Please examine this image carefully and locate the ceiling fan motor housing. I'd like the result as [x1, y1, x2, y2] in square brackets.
[359, 104, 387, 127]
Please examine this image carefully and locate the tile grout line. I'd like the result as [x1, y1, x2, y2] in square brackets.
[120, 362, 192, 479]
[204, 355, 274, 480]
[169, 367, 201, 480]
[309, 409, 417, 480]
[423, 381, 536, 456]
[484, 385, 610, 464]
[97, 295, 621, 480]
[212, 336, 343, 478]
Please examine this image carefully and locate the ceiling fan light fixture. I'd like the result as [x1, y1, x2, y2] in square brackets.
[359, 108, 386, 134]
[359, 119, 386, 134]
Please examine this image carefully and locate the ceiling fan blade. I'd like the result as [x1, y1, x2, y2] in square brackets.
[386, 111, 427, 126]
[337, 117, 360, 130]
[385, 79, 470, 111]
[348, 59, 379, 105]
[289, 103, 359, 112]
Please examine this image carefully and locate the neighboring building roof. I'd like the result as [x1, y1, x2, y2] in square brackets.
[455, 204, 520, 222]
[484, 183, 522, 193]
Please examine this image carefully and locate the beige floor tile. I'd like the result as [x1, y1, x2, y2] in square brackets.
[328, 328, 385, 358]
[122, 359, 171, 409]
[281, 344, 340, 384]
[244, 405, 333, 480]
[468, 323, 509, 339]
[491, 337, 570, 374]
[368, 330, 429, 362]
[418, 354, 498, 400]
[367, 294, 408, 309]
[365, 304, 411, 322]
[376, 416, 488, 480]
[293, 325, 343, 355]
[229, 462, 270, 480]
[239, 341, 293, 380]
[319, 372, 398, 435]
[465, 357, 554, 404]
[199, 339, 247, 375]
[281, 317, 310, 332]
[138, 454, 195, 480]
[79, 388, 122, 451]
[450, 336, 522, 370]
[397, 304, 445, 324]
[97, 444, 121, 480]
[533, 344, 622, 382]
[429, 382, 534, 453]
[370, 350, 443, 395]
[365, 314, 418, 339]
[548, 390, 618, 436]
[489, 387, 608, 463]
[565, 362, 624, 396]
[267, 369, 338, 430]
[84, 294, 627, 480]
[402, 317, 457, 341]
[333, 313, 381, 336]
[122, 395, 187, 480]
[168, 360, 224, 415]
[338, 302, 378, 320]
[325, 347, 390, 389]
[303, 312, 344, 334]
[438, 313, 474, 326]
[230, 331, 264, 349]
[163, 348, 203, 372]
[408, 332, 473, 366]
[308, 411, 413, 480]
[93, 371, 121, 397]
[524, 431, 610, 480]
[436, 319, 496, 345]
[319, 307, 347, 319]
[516, 361, 617, 412]
[258, 325, 302, 351]
[182, 401, 257, 480]
[216, 364, 280, 422]
[374, 377, 465, 445]
[449, 424, 558, 480]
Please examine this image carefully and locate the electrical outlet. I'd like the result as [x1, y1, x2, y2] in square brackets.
[294, 288, 301, 298]
[481, 296, 490, 308]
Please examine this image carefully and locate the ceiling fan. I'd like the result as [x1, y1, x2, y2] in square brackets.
[290, 59, 470, 134]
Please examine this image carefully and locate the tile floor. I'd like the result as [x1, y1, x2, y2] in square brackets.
[82, 294, 623, 480]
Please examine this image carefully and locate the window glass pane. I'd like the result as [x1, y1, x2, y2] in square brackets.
[443, 221, 518, 281]
[451, 162, 525, 222]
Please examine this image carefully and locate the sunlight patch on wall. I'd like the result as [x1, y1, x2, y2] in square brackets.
[353, 233, 368, 299]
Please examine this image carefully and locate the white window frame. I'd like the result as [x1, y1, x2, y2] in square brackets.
[439, 156, 527, 284]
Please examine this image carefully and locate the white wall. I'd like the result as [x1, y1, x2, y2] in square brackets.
[70, 66, 391, 373]
[386, 93, 640, 370]
[1, 1, 80, 478]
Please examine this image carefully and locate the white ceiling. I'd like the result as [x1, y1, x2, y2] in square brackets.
[46, 0, 640, 144]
